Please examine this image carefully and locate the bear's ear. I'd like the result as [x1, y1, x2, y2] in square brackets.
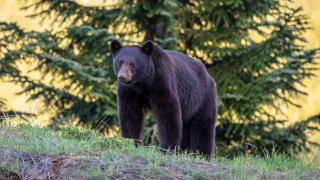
[141, 40, 154, 55]
[110, 39, 122, 55]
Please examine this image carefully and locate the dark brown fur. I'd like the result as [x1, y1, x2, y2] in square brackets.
[111, 40, 217, 156]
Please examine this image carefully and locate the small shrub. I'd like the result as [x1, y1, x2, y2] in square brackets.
[105, 136, 135, 149]
[59, 126, 94, 140]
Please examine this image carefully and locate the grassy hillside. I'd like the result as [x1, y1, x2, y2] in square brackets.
[0, 123, 319, 179]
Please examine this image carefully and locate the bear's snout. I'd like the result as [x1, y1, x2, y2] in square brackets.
[118, 73, 132, 84]
[118, 63, 133, 84]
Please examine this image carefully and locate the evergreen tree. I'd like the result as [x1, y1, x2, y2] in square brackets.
[0, 0, 319, 155]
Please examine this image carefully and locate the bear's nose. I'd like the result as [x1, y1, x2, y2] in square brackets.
[118, 76, 126, 83]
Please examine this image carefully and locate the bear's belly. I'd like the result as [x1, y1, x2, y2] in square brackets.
[179, 90, 205, 123]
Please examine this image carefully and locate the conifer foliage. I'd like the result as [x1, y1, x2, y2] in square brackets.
[0, 0, 319, 155]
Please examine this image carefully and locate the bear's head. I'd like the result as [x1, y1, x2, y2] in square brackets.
[110, 40, 154, 86]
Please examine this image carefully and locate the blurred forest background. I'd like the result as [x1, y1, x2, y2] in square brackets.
[0, 0, 320, 157]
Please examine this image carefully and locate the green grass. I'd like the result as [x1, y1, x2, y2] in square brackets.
[0, 122, 318, 179]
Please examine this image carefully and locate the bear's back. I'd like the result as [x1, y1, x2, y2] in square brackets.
[164, 50, 210, 84]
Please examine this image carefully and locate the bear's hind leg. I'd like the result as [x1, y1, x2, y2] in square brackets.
[189, 116, 215, 156]
[180, 123, 190, 152]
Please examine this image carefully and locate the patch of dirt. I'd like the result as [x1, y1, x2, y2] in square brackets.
[159, 161, 230, 179]
[51, 155, 85, 179]
[299, 170, 320, 180]
[112, 156, 147, 179]
[0, 146, 87, 179]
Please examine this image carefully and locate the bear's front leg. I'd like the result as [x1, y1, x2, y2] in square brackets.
[117, 87, 144, 146]
[152, 94, 183, 152]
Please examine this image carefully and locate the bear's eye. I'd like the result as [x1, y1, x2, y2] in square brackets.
[130, 62, 136, 69]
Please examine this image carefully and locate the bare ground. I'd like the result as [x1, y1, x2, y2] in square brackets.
[0, 146, 230, 179]
[0, 145, 319, 180]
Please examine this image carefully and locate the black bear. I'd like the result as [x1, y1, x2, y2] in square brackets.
[111, 40, 217, 156]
